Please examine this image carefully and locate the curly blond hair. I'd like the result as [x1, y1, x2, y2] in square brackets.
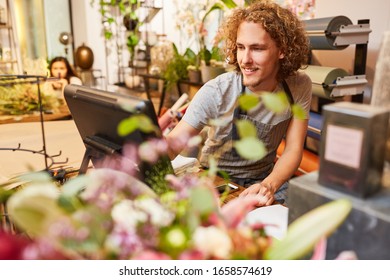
[221, 0, 309, 81]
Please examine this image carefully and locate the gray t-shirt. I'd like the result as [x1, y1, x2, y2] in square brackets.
[182, 71, 312, 179]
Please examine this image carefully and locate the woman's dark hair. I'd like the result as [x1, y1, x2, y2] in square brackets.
[48, 56, 80, 82]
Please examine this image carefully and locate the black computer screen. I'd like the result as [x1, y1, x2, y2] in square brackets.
[64, 84, 173, 194]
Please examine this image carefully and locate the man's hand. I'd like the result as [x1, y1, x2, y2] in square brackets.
[239, 183, 275, 206]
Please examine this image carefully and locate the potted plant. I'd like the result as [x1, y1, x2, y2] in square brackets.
[200, 46, 226, 83]
[91, 0, 141, 67]
[187, 65, 202, 84]
[186, 49, 202, 83]
[163, 45, 195, 90]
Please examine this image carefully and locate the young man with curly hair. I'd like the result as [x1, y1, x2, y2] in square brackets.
[166, 0, 312, 207]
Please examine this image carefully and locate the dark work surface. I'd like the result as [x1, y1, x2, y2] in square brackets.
[288, 172, 390, 260]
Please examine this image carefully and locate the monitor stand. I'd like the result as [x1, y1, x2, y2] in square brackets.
[78, 135, 122, 174]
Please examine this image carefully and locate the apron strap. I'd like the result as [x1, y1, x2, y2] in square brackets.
[232, 83, 246, 141]
[282, 80, 294, 104]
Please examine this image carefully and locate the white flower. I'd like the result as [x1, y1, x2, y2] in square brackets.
[134, 198, 174, 227]
[111, 200, 148, 230]
[193, 226, 232, 259]
[111, 198, 174, 230]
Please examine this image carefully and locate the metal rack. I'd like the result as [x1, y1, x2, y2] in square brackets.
[0, 75, 68, 171]
[303, 16, 371, 153]
[0, 0, 22, 74]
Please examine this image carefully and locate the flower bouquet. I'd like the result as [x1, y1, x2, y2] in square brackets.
[0, 142, 352, 260]
[0, 91, 353, 260]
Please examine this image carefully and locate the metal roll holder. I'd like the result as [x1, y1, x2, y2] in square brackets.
[302, 16, 371, 153]
[304, 15, 371, 50]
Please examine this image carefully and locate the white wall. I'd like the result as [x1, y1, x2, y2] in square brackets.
[70, 0, 106, 81]
[44, 0, 73, 61]
[70, 0, 390, 87]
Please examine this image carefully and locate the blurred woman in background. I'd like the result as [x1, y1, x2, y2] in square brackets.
[45, 56, 82, 100]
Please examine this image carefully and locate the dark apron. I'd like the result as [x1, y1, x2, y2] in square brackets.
[225, 80, 294, 188]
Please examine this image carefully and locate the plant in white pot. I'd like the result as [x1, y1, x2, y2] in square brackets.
[199, 46, 226, 83]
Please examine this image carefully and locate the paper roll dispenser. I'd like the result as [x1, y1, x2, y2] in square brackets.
[304, 16, 371, 50]
[301, 65, 367, 99]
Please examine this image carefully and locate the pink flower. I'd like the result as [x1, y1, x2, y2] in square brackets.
[311, 237, 357, 260]
[179, 249, 205, 260]
[132, 250, 171, 260]
[22, 238, 68, 260]
[221, 195, 260, 228]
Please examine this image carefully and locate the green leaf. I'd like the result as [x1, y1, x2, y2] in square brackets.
[104, 31, 113, 40]
[207, 157, 219, 177]
[117, 117, 138, 136]
[190, 186, 217, 215]
[61, 175, 88, 197]
[236, 119, 257, 138]
[261, 92, 289, 113]
[239, 94, 259, 111]
[7, 184, 64, 237]
[18, 171, 52, 183]
[57, 195, 81, 213]
[201, 48, 212, 65]
[221, 0, 238, 9]
[135, 115, 158, 133]
[291, 104, 307, 120]
[201, 3, 225, 23]
[264, 199, 352, 260]
[184, 48, 197, 61]
[234, 137, 266, 160]
[127, 33, 139, 48]
[0, 188, 16, 204]
[117, 115, 157, 136]
[210, 46, 224, 61]
[172, 43, 180, 56]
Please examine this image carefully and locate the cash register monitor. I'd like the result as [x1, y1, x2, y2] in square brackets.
[64, 84, 174, 193]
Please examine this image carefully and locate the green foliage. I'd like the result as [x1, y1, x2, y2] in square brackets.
[200, 44, 225, 66]
[261, 91, 290, 113]
[239, 94, 260, 111]
[163, 44, 195, 89]
[189, 186, 218, 216]
[233, 91, 306, 161]
[6, 179, 64, 237]
[291, 103, 307, 119]
[200, 48, 211, 66]
[220, 0, 238, 9]
[90, 0, 141, 58]
[117, 114, 158, 136]
[0, 83, 60, 115]
[234, 118, 267, 161]
[126, 32, 140, 61]
[236, 119, 257, 138]
[234, 137, 267, 161]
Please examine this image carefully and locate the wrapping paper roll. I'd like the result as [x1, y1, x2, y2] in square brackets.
[304, 16, 353, 50]
[301, 65, 348, 99]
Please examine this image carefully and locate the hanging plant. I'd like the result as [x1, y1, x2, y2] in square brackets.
[90, 0, 141, 58]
